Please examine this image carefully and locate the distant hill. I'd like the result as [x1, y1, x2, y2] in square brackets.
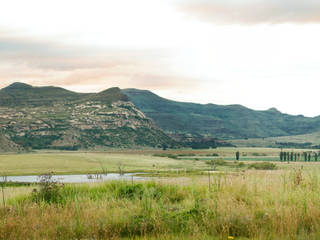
[0, 83, 177, 150]
[122, 88, 320, 139]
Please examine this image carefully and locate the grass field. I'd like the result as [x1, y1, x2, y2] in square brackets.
[2, 148, 320, 239]
[230, 131, 320, 148]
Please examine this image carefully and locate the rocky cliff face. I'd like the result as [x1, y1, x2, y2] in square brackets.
[0, 83, 176, 150]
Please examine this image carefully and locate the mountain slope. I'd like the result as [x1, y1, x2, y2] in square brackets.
[122, 88, 320, 139]
[0, 83, 177, 150]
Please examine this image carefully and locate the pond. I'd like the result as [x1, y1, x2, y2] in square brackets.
[0, 173, 148, 183]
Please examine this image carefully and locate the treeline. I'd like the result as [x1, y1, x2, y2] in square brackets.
[280, 151, 320, 162]
[276, 141, 320, 149]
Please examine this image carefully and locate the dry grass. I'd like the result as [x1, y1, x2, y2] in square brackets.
[2, 165, 320, 239]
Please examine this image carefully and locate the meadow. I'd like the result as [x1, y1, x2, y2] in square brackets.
[2, 148, 320, 239]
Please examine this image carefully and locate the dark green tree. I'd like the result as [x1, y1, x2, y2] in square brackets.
[308, 153, 311, 162]
[290, 152, 293, 162]
[294, 153, 297, 162]
[315, 153, 318, 162]
[236, 151, 240, 161]
[280, 151, 283, 161]
[283, 152, 287, 161]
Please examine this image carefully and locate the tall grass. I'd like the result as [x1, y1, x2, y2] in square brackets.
[2, 169, 320, 239]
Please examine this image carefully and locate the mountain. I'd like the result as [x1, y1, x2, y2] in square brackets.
[0, 83, 177, 150]
[0, 82, 88, 106]
[122, 88, 320, 139]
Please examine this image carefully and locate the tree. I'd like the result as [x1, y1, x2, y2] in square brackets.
[280, 151, 283, 161]
[304, 152, 307, 162]
[294, 153, 297, 162]
[236, 151, 240, 161]
[284, 152, 287, 161]
[290, 152, 293, 162]
[308, 153, 311, 162]
[162, 144, 168, 151]
[315, 153, 318, 162]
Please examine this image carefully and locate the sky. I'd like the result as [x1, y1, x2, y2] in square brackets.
[1, 0, 320, 116]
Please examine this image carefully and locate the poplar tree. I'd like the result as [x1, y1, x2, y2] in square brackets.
[236, 151, 240, 161]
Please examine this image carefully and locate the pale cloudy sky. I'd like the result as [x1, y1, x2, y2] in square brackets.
[1, 0, 320, 116]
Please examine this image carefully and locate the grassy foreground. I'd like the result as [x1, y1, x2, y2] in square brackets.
[2, 167, 320, 239]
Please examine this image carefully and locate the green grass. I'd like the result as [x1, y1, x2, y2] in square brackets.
[0, 152, 208, 176]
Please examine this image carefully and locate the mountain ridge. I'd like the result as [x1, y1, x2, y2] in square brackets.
[122, 88, 320, 139]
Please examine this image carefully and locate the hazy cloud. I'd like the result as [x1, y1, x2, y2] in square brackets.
[0, 33, 196, 92]
[176, 0, 320, 24]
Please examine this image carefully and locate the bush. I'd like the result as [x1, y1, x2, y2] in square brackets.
[177, 153, 196, 157]
[32, 174, 64, 204]
[206, 158, 227, 167]
[153, 153, 178, 159]
[252, 152, 267, 156]
[248, 162, 277, 170]
[237, 162, 245, 168]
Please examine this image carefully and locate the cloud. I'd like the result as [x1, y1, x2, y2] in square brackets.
[0, 32, 196, 92]
[176, 0, 320, 24]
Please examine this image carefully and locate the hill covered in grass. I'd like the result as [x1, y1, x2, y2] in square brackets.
[122, 88, 320, 139]
[0, 83, 177, 150]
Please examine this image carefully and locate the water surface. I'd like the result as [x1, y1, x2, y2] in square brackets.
[0, 173, 147, 183]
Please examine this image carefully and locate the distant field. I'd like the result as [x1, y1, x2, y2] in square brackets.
[0, 151, 209, 176]
[230, 131, 320, 148]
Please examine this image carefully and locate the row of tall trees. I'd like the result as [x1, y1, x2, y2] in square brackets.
[280, 151, 319, 162]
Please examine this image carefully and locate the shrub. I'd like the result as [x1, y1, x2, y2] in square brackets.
[32, 173, 64, 204]
[153, 153, 178, 159]
[206, 158, 227, 167]
[248, 162, 277, 170]
[252, 152, 267, 156]
[237, 162, 245, 168]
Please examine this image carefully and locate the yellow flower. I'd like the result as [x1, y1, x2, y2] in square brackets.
[228, 237, 234, 240]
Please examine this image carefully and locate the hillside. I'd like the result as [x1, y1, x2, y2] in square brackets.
[0, 83, 177, 150]
[122, 88, 320, 139]
[0, 133, 22, 152]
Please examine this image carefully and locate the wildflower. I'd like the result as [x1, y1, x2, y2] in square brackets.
[228, 236, 234, 240]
